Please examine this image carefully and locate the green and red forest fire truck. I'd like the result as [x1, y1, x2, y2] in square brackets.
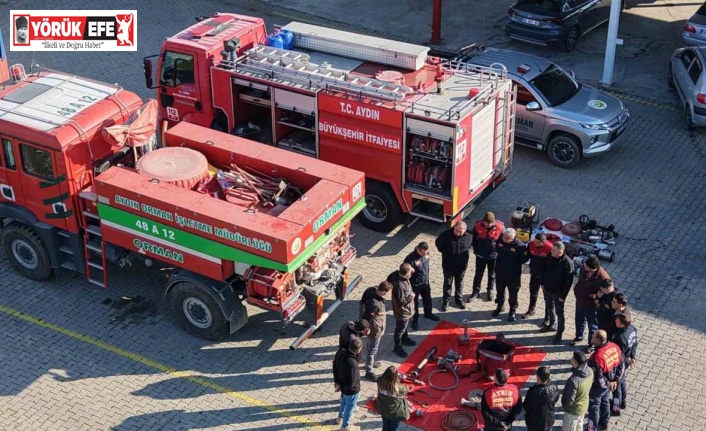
[143, 13, 517, 232]
[0, 33, 365, 348]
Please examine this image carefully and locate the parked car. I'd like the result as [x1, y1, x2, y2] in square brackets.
[457, 45, 630, 168]
[682, 2, 706, 46]
[668, 46, 706, 130]
[506, 0, 624, 52]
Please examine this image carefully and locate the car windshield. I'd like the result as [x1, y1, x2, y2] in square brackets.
[528, 64, 580, 106]
[516, 0, 564, 14]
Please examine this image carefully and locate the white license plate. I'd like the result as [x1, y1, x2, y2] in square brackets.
[522, 18, 540, 26]
[701, 29, 706, 36]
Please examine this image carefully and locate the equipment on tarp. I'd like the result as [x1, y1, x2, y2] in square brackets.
[511, 202, 540, 243]
[458, 319, 471, 346]
[543, 218, 564, 231]
[442, 410, 479, 431]
[428, 348, 462, 391]
[409, 347, 438, 380]
[476, 333, 515, 381]
[398, 372, 425, 386]
[460, 389, 484, 409]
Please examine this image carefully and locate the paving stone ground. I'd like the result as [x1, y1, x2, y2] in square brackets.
[0, 1, 704, 430]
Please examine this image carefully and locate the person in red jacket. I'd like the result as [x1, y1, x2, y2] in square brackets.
[481, 368, 523, 431]
[522, 233, 553, 319]
[587, 330, 625, 431]
[468, 212, 505, 302]
[572, 256, 611, 353]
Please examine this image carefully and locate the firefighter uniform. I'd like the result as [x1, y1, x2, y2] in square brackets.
[470, 218, 505, 299]
[525, 239, 553, 318]
[481, 382, 523, 431]
[493, 238, 529, 320]
[612, 324, 638, 410]
[588, 341, 625, 430]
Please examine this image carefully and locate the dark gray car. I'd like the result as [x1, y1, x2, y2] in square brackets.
[506, 0, 622, 52]
[458, 46, 629, 168]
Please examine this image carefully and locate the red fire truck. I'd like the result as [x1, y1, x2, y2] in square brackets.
[143, 14, 517, 232]
[0, 39, 365, 347]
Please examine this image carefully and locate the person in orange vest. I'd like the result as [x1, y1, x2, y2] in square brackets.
[481, 368, 523, 431]
[468, 212, 505, 302]
[522, 233, 553, 319]
[587, 330, 625, 431]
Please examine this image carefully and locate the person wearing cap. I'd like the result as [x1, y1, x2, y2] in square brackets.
[338, 319, 370, 357]
[15, 16, 29, 44]
[522, 232, 553, 320]
[404, 241, 440, 331]
[481, 368, 523, 431]
[468, 212, 505, 302]
[562, 351, 594, 431]
[492, 228, 529, 322]
[572, 256, 611, 353]
[435, 220, 473, 311]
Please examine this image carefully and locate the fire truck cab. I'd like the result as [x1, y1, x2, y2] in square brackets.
[0, 63, 142, 281]
[144, 14, 517, 232]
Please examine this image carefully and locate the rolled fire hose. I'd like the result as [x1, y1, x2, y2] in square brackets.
[427, 358, 460, 391]
[442, 410, 479, 431]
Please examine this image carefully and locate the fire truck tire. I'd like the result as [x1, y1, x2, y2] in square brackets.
[358, 181, 402, 232]
[547, 134, 581, 169]
[1, 224, 52, 281]
[169, 282, 229, 340]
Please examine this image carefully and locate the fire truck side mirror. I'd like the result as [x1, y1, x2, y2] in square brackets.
[142, 58, 154, 88]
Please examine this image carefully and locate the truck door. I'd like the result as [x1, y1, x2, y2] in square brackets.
[158, 50, 200, 125]
[16, 142, 69, 230]
[0, 137, 25, 207]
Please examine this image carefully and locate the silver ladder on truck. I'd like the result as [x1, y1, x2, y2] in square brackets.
[230, 45, 415, 102]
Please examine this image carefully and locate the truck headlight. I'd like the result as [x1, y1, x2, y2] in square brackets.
[581, 123, 609, 130]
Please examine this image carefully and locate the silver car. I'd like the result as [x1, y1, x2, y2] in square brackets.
[682, 2, 706, 46]
[458, 46, 629, 168]
[669, 46, 706, 130]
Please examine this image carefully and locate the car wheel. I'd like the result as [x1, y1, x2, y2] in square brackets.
[357, 181, 402, 232]
[547, 134, 582, 169]
[565, 26, 579, 53]
[668, 64, 675, 89]
[686, 105, 695, 131]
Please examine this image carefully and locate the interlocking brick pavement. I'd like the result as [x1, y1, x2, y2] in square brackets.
[0, 1, 704, 431]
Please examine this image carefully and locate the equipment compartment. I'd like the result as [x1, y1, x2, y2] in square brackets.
[404, 132, 453, 197]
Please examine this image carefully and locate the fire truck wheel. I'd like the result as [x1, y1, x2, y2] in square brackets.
[1, 224, 52, 281]
[547, 134, 581, 169]
[169, 282, 229, 340]
[358, 182, 402, 232]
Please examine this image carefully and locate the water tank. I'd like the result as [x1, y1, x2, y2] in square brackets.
[266, 33, 284, 49]
[136, 147, 210, 190]
[279, 29, 294, 50]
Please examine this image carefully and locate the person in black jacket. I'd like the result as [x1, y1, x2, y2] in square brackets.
[523, 233, 553, 319]
[468, 212, 505, 302]
[611, 311, 638, 413]
[435, 220, 473, 311]
[404, 241, 440, 330]
[596, 279, 619, 332]
[541, 241, 574, 345]
[492, 228, 529, 322]
[333, 338, 364, 431]
[523, 366, 560, 431]
[338, 319, 370, 359]
[359, 281, 392, 380]
[481, 368, 523, 431]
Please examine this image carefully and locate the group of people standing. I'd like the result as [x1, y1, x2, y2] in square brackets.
[331, 213, 638, 431]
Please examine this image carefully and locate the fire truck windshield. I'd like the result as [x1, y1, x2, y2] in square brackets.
[160, 51, 195, 87]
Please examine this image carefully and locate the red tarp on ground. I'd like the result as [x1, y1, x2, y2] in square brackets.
[366, 320, 547, 431]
